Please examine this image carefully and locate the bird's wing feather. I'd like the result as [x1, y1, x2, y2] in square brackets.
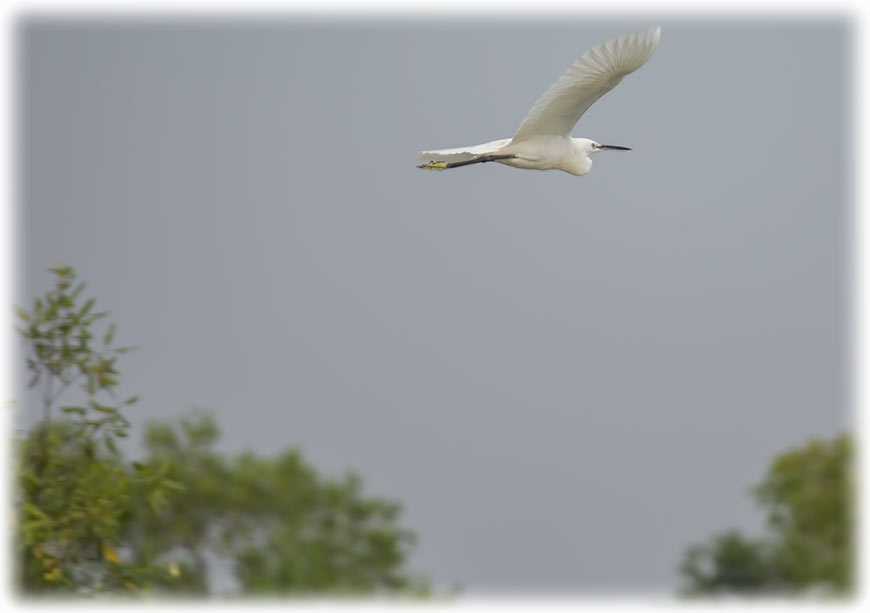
[512, 27, 661, 142]
[417, 138, 512, 163]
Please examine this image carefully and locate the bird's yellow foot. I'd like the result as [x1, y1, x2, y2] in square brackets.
[418, 161, 449, 170]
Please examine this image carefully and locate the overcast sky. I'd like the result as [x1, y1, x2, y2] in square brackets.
[16, 15, 850, 595]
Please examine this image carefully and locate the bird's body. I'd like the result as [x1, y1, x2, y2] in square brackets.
[417, 27, 661, 176]
[498, 136, 595, 175]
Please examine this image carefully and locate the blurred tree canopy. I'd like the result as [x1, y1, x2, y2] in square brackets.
[14, 265, 428, 597]
[125, 414, 428, 596]
[680, 433, 853, 598]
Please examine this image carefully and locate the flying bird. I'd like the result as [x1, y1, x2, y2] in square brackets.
[417, 27, 661, 176]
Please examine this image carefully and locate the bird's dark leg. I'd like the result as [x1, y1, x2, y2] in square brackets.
[418, 154, 517, 170]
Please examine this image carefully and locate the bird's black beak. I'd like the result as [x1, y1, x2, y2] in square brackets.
[598, 144, 632, 151]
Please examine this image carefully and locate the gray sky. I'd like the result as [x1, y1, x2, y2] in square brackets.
[17, 16, 851, 595]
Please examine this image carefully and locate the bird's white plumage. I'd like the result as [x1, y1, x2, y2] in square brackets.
[417, 27, 661, 176]
[512, 27, 661, 142]
[417, 139, 512, 163]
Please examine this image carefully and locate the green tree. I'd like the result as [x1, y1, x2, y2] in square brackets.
[15, 264, 429, 597]
[123, 413, 429, 596]
[15, 265, 177, 594]
[680, 433, 853, 597]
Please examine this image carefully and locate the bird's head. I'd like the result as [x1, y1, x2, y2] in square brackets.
[575, 137, 632, 155]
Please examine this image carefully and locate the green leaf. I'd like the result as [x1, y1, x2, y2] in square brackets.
[79, 298, 95, 319]
[23, 501, 49, 518]
[101, 374, 119, 387]
[14, 305, 30, 321]
[60, 406, 86, 416]
[48, 264, 73, 277]
[147, 490, 167, 513]
[70, 282, 86, 301]
[161, 478, 186, 491]
[104, 323, 116, 346]
[90, 400, 117, 414]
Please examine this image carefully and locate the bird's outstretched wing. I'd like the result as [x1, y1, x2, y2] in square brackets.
[511, 27, 661, 142]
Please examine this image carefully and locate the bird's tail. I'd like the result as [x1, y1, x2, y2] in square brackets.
[417, 138, 512, 169]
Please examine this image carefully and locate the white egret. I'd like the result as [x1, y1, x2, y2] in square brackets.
[417, 27, 661, 176]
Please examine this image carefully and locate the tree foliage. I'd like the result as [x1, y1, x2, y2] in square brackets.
[125, 414, 429, 596]
[680, 433, 853, 598]
[15, 265, 176, 594]
[15, 265, 428, 597]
